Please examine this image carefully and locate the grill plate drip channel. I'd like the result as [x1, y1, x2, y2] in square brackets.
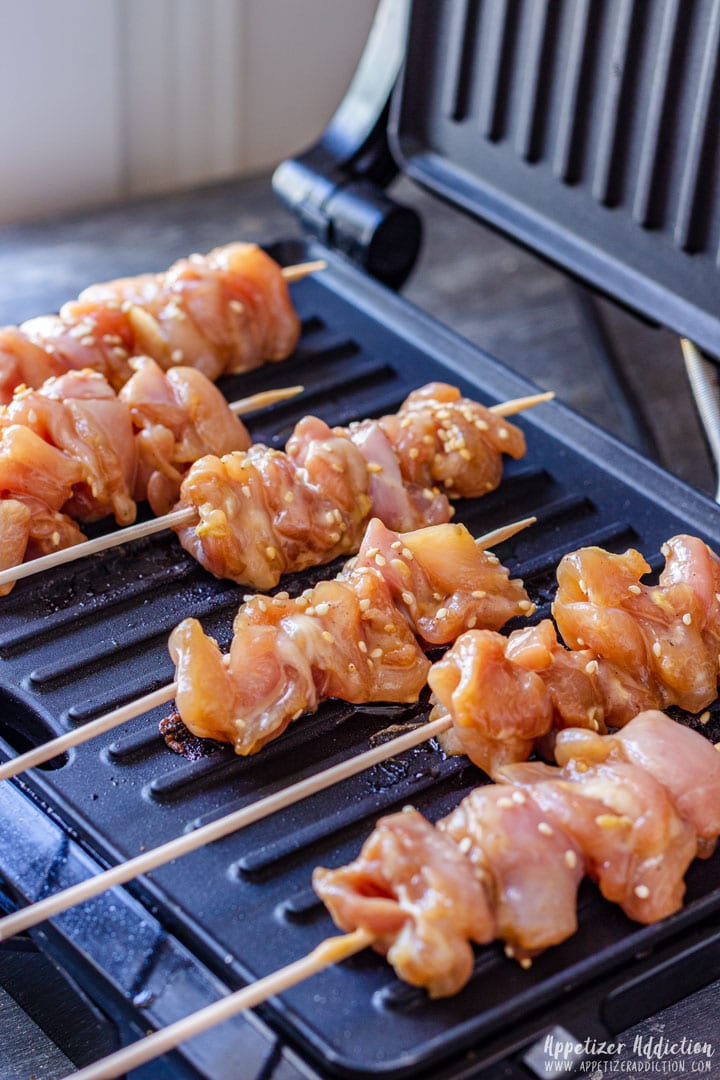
[1, 245, 720, 1078]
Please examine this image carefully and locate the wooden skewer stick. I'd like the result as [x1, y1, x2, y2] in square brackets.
[492, 389, 554, 416]
[0, 515, 533, 785]
[0, 714, 453, 940]
[0, 391, 551, 593]
[281, 258, 327, 283]
[0, 383, 305, 590]
[63, 927, 372, 1080]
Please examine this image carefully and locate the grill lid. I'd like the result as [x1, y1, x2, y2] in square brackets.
[391, 0, 720, 357]
[277, 0, 720, 356]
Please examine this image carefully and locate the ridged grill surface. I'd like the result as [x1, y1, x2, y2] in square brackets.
[1, 248, 720, 1078]
[395, 0, 720, 355]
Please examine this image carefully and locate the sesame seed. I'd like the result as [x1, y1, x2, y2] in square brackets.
[51, 531, 60, 545]
[409, 447, 420, 459]
[358, 641, 368, 653]
[329, 531, 340, 543]
[498, 428, 509, 440]
[661, 543, 670, 557]
[595, 814, 629, 829]
[682, 612, 692, 625]
[564, 850, 578, 869]
[331, 462, 344, 473]
[391, 540, 402, 550]
[504, 944, 515, 959]
[27, 409, 37, 425]
[467, 616, 477, 628]
[402, 547, 414, 561]
[579, 579, 587, 593]
[258, 600, 267, 613]
[80, 335, 96, 347]
[519, 957, 532, 970]
[585, 660, 599, 675]
[384, 623, 395, 633]
[275, 591, 289, 600]
[375, 554, 387, 567]
[322, 631, 334, 644]
[436, 607, 448, 619]
[295, 596, 308, 607]
[265, 546, 278, 560]
[284, 491, 294, 504]
[359, 598, 371, 611]
[402, 591, 414, 605]
[348, 662, 357, 673]
[700, 711, 711, 725]
[366, 548, 379, 558]
[472, 590, 486, 599]
[459, 448, 472, 461]
[370, 647, 383, 659]
[475, 419, 489, 431]
[305, 607, 316, 617]
[423, 488, 435, 500]
[367, 462, 383, 473]
[422, 434, 434, 445]
[230, 299, 245, 313]
[518, 600, 534, 612]
[315, 602, 330, 616]
[652, 642, 662, 657]
[112, 346, 128, 358]
[628, 584, 642, 595]
[511, 791, 526, 805]
[497, 797, 514, 809]
[537, 822, 554, 837]
[577, 637, 585, 646]
[634, 884, 650, 899]
[458, 836, 472, 854]
[242, 485, 251, 498]
[432, 592, 443, 601]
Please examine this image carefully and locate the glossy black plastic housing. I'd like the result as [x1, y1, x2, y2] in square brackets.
[392, 0, 720, 357]
[1, 245, 720, 1079]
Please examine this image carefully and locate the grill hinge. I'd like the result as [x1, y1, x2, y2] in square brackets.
[272, 0, 421, 289]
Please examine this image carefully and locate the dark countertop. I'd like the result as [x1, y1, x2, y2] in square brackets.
[0, 170, 717, 1077]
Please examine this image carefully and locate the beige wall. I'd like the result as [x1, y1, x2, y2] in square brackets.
[0, 0, 378, 224]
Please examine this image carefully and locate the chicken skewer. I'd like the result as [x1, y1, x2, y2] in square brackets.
[0, 515, 532, 785]
[58, 710, 720, 1080]
[2, 529, 715, 934]
[0, 245, 323, 402]
[0, 373, 302, 591]
[0, 386, 552, 591]
[0, 361, 303, 594]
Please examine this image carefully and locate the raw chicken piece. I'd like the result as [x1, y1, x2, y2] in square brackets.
[313, 807, 495, 998]
[439, 784, 584, 957]
[498, 756, 697, 923]
[120, 356, 250, 514]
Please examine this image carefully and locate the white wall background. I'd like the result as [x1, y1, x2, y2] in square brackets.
[0, 0, 378, 225]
